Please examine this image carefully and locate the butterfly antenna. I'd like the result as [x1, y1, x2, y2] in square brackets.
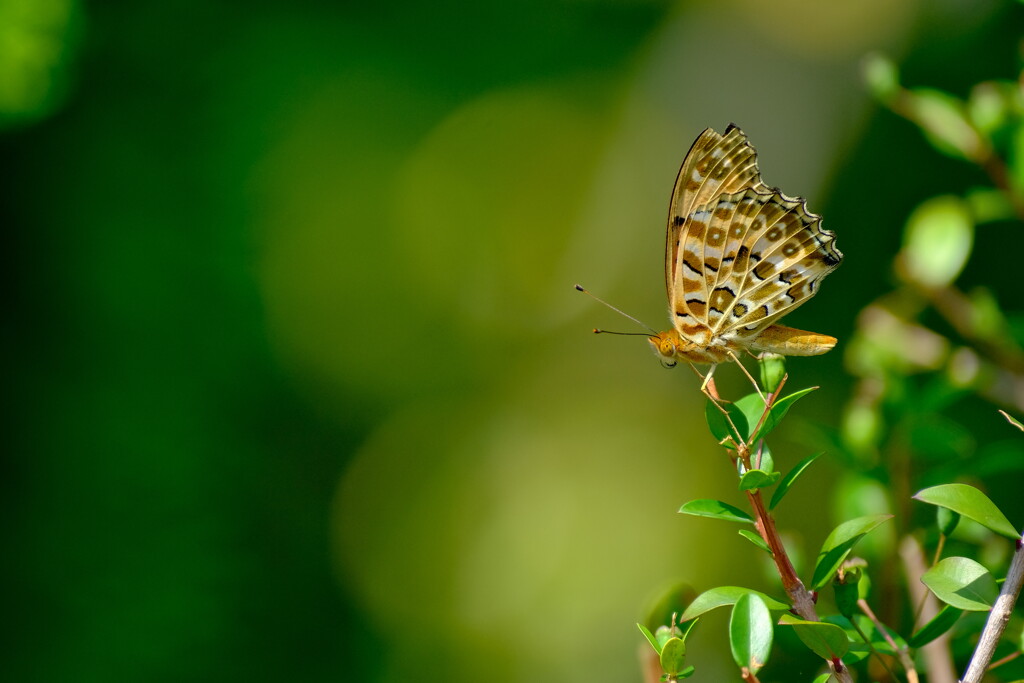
[574, 284, 659, 335]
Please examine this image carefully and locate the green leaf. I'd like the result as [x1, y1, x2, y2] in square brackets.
[705, 399, 748, 446]
[730, 594, 773, 674]
[738, 469, 781, 492]
[750, 387, 819, 443]
[908, 605, 963, 648]
[769, 451, 823, 510]
[862, 52, 900, 103]
[735, 393, 767, 439]
[751, 442, 774, 473]
[659, 637, 686, 676]
[907, 87, 985, 161]
[779, 614, 850, 659]
[913, 483, 1018, 539]
[738, 529, 771, 554]
[758, 353, 786, 394]
[680, 586, 789, 621]
[811, 674, 834, 683]
[677, 618, 699, 642]
[897, 195, 973, 288]
[833, 576, 860, 620]
[811, 515, 894, 590]
[937, 507, 960, 537]
[921, 557, 998, 611]
[654, 625, 680, 649]
[1000, 410, 1024, 432]
[678, 499, 753, 524]
[637, 623, 661, 654]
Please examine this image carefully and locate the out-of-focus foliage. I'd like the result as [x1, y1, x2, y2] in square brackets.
[4, 1, 1024, 683]
[0, 0, 81, 127]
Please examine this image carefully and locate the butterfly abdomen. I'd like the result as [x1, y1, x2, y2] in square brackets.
[748, 324, 837, 357]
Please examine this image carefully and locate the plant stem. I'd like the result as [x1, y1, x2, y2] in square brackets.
[986, 649, 1021, 671]
[960, 530, 1024, 683]
[899, 535, 956, 683]
[742, 483, 853, 682]
[858, 598, 919, 683]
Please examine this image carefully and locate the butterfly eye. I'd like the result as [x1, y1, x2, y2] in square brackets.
[650, 337, 677, 369]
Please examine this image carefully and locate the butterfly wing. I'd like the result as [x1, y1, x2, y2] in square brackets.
[697, 187, 842, 346]
[665, 125, 771, 299]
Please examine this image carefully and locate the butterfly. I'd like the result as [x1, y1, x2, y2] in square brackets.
[649, 125, 842, 378]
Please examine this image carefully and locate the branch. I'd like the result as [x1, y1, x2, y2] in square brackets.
[743, 486, 853, 682]
[858, 598, 919, 683]
[899, 535, 956, 683]
[960, 530, 1024, 683]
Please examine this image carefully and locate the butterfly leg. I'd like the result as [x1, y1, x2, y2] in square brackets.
[693, 364, 748, 445]
[690, 363, 719, 399]
[726, 350, 767, 405]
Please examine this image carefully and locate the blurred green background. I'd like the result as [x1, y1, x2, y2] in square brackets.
[4, 1, 1024, 681]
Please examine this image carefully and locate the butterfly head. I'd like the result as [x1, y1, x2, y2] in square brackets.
[649, 331, 680, 368]
[649, 329, 733, 368]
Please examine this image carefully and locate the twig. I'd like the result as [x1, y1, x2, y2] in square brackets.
[858, 598, 919, 683]
[740, 667, 762, 683]
[987, 649, 1022, 671]
[846, 614, 900, 682]
[900, 535, 956, 683]
[960, 529, 1024, 683]
[719, 372, 854, 682]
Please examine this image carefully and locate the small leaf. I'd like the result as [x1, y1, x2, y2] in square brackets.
[1000, 410, 1024, 432]
[913, 484, 1018, 539]
[678, 499, 753, 524]
[921, 557, 998, 611]
[811, 674, 834, 683]
[769, 451, 823, 510]
[896, 195, 973, 289]
[908, 605, 963, 648]
[680, 587, 789, 622]
[738, 469, 781, 492]
[677, 618, 699, 642]
[735, 393, 767, 440]
[833, 577, 860, 620]
[660, 638, 686, 676]
[752, 442, 774, 474]
[705, 399, 747, 446]
[730, 594, 773, 675]
[937, 507, 960, 537]
[758, 353, 786, 394]
[738, 529, 771, 554]
[750, 387, 819, 443]
[811, 515, 893, 590]
[638, 623, 661, 654]
[653, 625, 679, 649]
[862, 52, 900, 103]
[779, 614, 850, 659]
[907, 87, 985, 161]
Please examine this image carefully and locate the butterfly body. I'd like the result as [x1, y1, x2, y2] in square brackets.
[652, 125, 841, 370]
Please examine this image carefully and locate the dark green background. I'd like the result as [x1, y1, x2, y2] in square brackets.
[4, 1, 1022, 681]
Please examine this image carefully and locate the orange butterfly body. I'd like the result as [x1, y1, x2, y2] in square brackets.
[651, 125, 842, 369]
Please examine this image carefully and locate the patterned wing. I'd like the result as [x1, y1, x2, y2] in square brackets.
[665, 125, 770, 303]
[679, 187, 842, 347]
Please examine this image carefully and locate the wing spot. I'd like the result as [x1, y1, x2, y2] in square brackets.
[682, 255, 702, 276]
